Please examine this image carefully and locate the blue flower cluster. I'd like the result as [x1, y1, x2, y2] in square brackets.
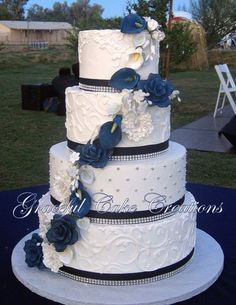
[24, 233, 45, 269]
[110, 68, 174, 107]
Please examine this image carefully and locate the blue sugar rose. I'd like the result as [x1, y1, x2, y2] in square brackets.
[139, 73, 174, 107]
[46, 214, 79, 252]
[121, 14, 147, 34]
[79, 139, 110, 168]
[24, 233, 45, 269]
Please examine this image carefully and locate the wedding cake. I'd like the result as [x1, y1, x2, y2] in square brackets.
[24, 14, 197, 286]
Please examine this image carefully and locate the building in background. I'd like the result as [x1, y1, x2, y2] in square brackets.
[0, 21, 72, 48]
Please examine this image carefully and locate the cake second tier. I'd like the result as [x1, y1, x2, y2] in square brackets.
[65, 86, 170, 150]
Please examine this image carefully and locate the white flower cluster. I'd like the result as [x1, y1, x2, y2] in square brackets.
[68, 163, 95, 192]
[127, 17, 165, 70]
[121, 90, 153, 142]
[54, 175, 71, 202]
[42, 242, 73, 273]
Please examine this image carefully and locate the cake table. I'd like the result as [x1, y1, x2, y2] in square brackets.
[12, 229, 224, 305]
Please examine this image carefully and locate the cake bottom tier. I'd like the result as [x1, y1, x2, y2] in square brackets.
[38, 191, 197, 286]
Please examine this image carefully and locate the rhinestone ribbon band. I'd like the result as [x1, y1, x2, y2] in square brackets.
[50, 195, 185, 224]
[58, 248, 194, 286]
[67, 138, 169, 161]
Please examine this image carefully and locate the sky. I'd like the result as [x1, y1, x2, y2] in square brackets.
[26, 0, 191, 18]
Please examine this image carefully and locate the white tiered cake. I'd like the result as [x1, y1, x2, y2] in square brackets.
[24, 14, 197, 286]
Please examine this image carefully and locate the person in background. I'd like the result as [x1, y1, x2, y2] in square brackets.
[72, 62, 80, 82]
[52, 67, 78, 115]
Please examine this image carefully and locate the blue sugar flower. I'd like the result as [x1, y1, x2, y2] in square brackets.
[121, 14, 147, 34]
[138, 73, 174, 107]
[46, 214, 79, 252]
[99, 115, 122, 150]
[110, 68, 140, 90]
[24, 233, 45, 269]
[79, 139, 110, 168]
[70, 188, 92, 218]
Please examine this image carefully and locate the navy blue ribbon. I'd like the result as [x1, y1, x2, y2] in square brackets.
[60, 248, 194, 282]
[50, 195, 185, 219]
[67, 138, 169, 156]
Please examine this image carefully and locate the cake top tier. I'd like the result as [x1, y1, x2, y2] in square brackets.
[79, 17, 165, 81]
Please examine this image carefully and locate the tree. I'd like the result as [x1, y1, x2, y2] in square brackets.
[69, 0, 104, 29]
[191, 0, 236, 48]
[127, 0, 197, 74]
[0, 0, 28, 20]
[127, 0, 169, 30]
[168, 22, 197, 65]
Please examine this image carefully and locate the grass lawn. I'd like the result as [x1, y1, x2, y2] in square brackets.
[0, 49, 236, 191]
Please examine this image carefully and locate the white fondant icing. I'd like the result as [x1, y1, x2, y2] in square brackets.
[79, 30, 160, 80]
[65, 86, 170, 147]
[38, 192, 196, 274]
[49, 141, 186, 211]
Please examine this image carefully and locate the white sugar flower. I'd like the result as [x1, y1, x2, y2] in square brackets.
[77, 217, 90, 231]
[127, 47, 144, 70]
[122, 112, 153, 142]
[79, 165, 95, 185]
[54, 175, 71, 202]
[67, 165, 79, 179]
[147, 18, 159, 31]
[151, 30, 165, 41]
[133, 90, 149, 103]
[42, 242, 63, 272]
[69, 152, 80, 164]
[170, 90, 181, 102]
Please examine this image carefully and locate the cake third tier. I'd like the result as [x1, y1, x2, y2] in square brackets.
[50, 141, 186, 212]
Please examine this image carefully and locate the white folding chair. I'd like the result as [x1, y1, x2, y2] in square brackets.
[214, 64, 236, 117]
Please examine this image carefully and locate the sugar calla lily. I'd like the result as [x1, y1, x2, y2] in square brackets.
[109, 68, 140, 90]
[70, 188, 92, 218]
[99, 115, 122, 150]
[127, 47, 144, 70]
[121, 14, 147, 34]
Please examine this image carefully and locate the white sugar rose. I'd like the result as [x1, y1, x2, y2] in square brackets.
[42, 242, 63, 272]
[146, 18, 159, 31]
[152, 30, 165, 41]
